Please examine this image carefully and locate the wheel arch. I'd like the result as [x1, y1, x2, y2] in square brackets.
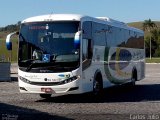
[93, 69, 103, 87]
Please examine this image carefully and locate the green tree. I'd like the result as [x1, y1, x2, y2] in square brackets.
[150, 29, 160, 57]
[143, 19, 157, 59]
[0, 21, 20, 32]
[151, 29, 160, 44]
[143, 19, 157, 31]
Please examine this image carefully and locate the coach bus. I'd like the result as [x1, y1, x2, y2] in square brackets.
[6, 14, 145, 98]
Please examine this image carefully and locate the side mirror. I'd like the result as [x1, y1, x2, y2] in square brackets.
[6, 32, 18, 50]
[74, 31, 81, 49]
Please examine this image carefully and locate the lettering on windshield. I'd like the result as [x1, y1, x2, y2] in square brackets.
[29, 24, 49, 30]
[53, 33, 75, 38]
[29, 26, 46, 30]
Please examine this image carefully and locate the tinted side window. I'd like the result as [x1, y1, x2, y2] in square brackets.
[92, 22, 106, 46]
[123, 31, 144, 49]
[82, 21, 92, 39]
[107, 26, 119, 47]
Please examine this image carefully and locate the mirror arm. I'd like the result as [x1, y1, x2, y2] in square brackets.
[6, 31, 18, 50]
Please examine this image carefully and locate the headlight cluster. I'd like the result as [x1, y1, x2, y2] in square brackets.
[19, 76, 31, 84]
[19, 75, 80, 85]
[59, 76, 79, 85]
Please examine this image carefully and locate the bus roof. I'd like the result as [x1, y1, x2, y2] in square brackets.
[22, 14, 84, 23]
[21, 14, 143, 34]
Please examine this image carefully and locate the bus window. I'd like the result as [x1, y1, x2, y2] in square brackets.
[82, 39, 92, 61]
[82, 39, 92, 70]
[82, 21, 92, 39]
[83, 39, 89, 61]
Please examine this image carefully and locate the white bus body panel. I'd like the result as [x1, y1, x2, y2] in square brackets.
[16, 14, 145, 96]
[18, 68, 84, 95]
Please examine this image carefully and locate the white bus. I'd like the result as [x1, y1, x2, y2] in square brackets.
[6, 14, 145, 98]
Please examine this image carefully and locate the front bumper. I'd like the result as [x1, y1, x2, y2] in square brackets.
[18, 78, 81, 95]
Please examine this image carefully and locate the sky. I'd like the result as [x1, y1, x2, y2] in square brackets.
[0, 0, 160, 27]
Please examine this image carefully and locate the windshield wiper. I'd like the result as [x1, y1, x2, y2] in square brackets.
[25, 60, 45, 72]
[25, 60, 58, 72]
[26, 63, 34, 72]
[21, 59, 34, 63]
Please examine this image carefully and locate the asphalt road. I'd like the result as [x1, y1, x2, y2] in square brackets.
[1, 64, 160, 120]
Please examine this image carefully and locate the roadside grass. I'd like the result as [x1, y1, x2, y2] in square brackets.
[0, 38, 18, 62]
[146, 58, 160, 63]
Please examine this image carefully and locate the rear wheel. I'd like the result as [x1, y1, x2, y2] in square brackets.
[128, 70, 137, 86]
[131, 75, 136, 86]
[40, 94, 51, 99]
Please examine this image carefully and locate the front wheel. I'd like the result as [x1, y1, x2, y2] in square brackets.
[93, 74, 103, 96]
[93, 81, 101, 95]
[40, 94, 51, 99]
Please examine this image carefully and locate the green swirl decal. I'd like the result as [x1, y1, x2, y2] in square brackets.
[104, 47, 130, 84]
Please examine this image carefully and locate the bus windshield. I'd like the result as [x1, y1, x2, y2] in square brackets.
[18, 21, 80, 72]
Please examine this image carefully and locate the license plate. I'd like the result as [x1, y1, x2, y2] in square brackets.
[41, 88, 55, 93]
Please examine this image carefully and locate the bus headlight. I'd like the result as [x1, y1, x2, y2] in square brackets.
[19, 76, 31, 84]
[61, 76, 80, 84]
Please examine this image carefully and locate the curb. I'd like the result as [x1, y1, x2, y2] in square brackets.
[146, 63, 160, 64]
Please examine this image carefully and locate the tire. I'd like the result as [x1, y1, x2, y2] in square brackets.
[130, 76, 136, 86]
[93, 74, 103, 96]
[40, 94, 51, 99]
[128, 70, 137, 86]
